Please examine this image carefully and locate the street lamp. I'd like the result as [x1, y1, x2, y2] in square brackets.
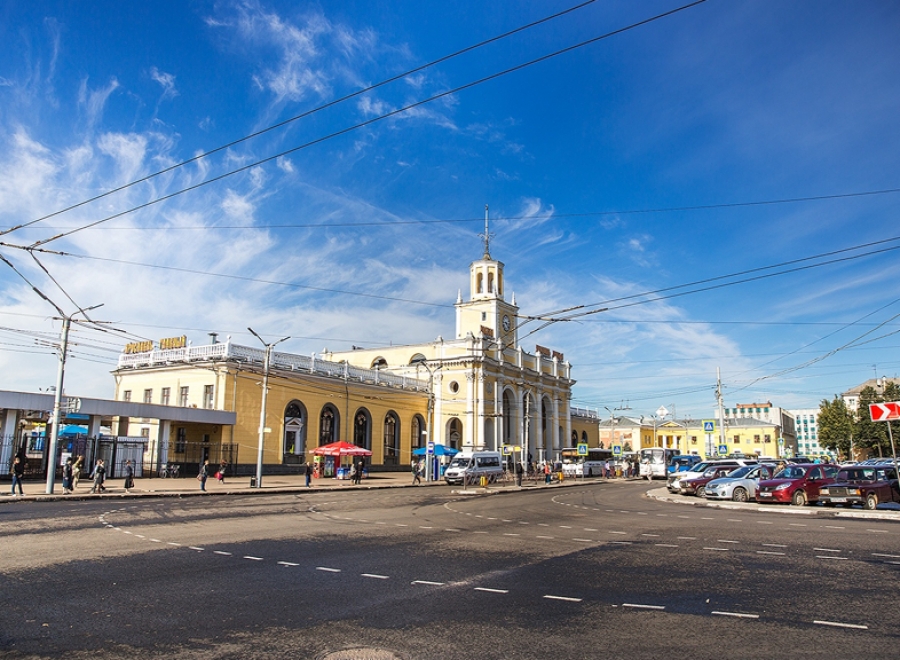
[248, 328, 290, 489]
[413, 357, 441, 481]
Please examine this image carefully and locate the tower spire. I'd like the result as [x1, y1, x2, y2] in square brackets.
[479, 204, 493, 259]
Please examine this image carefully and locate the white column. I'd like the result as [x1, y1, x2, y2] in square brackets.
[433, 373, 444, 445]
[0, 408, 18, 467]
[535, 388, 544, 460]
[552, 396, 561, 451]
[157, 421, 171, 468]
[476, 372, 485, 450]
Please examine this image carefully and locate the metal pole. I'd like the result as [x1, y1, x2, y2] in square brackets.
[879, 378, 900, 488]
[45, 316, 70, 494]
[249, 329, 289, 489]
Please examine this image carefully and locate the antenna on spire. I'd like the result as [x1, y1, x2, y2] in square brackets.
[479, 204, 493, 258]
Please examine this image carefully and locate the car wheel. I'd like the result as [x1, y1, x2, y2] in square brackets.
[732, 487, 748, 503]
[865, 492, 879, 510]
[791, 490, 807, 506]
[697, 486, 706, 498]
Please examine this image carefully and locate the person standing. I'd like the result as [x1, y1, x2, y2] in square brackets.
[10, 456, 25, 496]
[411, 460, 421, 485]
[89, 459, 106, 494]
[305, 462, 312, 488]
[199, 459, 209, 492]
[72, 455, 83, 489]
[515, 461, 523, 487]
[217, 460, 227, 484]
[123, 459, 134, 493]
[62, 457, 74, 494]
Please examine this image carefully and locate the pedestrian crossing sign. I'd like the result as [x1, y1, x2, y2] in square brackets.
[703, 420, 715, 433]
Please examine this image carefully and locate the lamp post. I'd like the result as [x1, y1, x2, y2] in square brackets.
[45, 304, 103, 494]
[248, 328, 289, 489]
[413, 358, 440, 481]
[876, 377, 900, 487]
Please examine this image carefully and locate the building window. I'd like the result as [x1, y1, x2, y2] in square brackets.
[319, 406, 339, 445]
[753, 435, 760, 443]
[175, 427, 186, 453]
[140, 427, 150, 438]
[203, 384, 214, 409]
[123, 390, 132, 402]
[764, 434, 771, 443]
[143, 388, 152, 404]
[383, 412, 399, 465]
[733, 435, 740, 444]
[354, 409, 371, 449]
[161, 387, 170, 406]
[179, 386, 189, 407]
[690, 436, 697, 444]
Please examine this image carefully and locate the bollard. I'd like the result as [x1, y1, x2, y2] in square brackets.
[480, 475, 487, 488]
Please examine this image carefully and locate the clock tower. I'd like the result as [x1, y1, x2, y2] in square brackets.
[455, 208, 519, 346]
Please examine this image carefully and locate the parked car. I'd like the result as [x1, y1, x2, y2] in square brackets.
[667, 455, 703, 475]
[704, 463, 778, 502]
[756, 463, 840, 506]
[667, 458, 756, 493]
[818, 466, 900, 510]
[678, 465, 741, 497]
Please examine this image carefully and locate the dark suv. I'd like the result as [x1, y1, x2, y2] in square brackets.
[819, 466, 900, 510]
[756, 463, 839, 506]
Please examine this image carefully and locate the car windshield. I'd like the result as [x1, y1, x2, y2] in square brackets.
[774, 466, 806, 479]
[726, 466, 752, 478]
[448, 457, 470, 469]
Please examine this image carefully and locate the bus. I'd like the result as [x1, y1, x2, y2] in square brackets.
[639, 447, 679, 480]
[560, 447, 613, 477]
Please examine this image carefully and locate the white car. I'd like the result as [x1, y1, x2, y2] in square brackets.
[704, 464, 777, 502]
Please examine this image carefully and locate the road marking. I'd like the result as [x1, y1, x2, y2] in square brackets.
[503, 533, 521, 537]
[544, 595, 582, 603]
[609, 531, 627, 535]
[486, 517, 497, 520]
[244, 556, 264, 561]
[475, 587, 508, 594]
[756, 551, 785, 556]
[813, 548, 841, 553]
[536, 535, 555, 540]
[716, 540, 740, 544]
[473, 531, 488, 534]
[559, 525, 573, 529]
[655, 544, 679, 548]
[824, 525, 845, 530]
[701, 517, 714, 520]
[703, 547, 730, 552]
[278, 561, 299, 567]
[637, 512, 648, 515]
[584, 528, 598, 532]
[814, 620, 868, 630]
[149, 539, 162, 543]
[501, 519, 512, 522]
[762, 543, 787, 548]
[641, 534, 660, 537]
[872, 553, 900, 558]
[135, 534, 145, 539]
[573, 538, 593, 542]
[712, 611, 759, 619]
[189, 546, 204, 551]
[538, 523, 550, 527]
[726, 518, 742, 522]
[361, 573, 389, 579]
[677, 536, 696, 540]
[316, 567, 341, 573]
[608, 541, 632, 545]
[756, 521, 773, 525]
[677, 515, 691, 519]
[623, 603, 665, 610]
[445, 529, 461, 532]
[412, 580, 445, 586]
[167, 542, 181, 547]
[395, 524, 408, 527]
[788, 523, 807, 527]
[419, 526, 433, 529]
[214, 551, 232, 556]
[817, 555, 848, 560]
[866, 529, 888, 534]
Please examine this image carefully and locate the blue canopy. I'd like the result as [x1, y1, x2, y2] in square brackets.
[412, 444, 459, 457]
[60, 424, 88, 437]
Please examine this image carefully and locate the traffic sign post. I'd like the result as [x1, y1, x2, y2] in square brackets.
[868, 402, 900, 490]
[577, 443, 588, 456]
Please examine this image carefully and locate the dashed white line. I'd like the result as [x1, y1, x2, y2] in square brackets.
[361, 573, 389, 579]
[623, 603, 665, 610]
[244, 556, 264, 561]
[757, 551, 785, 556]
[503, 533, 521, 537]
[703, 547, 730, 552]
[716, 540, 740, 544]
[189, 546, 204, 551]
[788, 523, 807, 527]
[214, 551, 232, 556]
[536, 535, 555, 540]
[317, 567, 341, 573]
[762, 543, 787, 548]
[756, 521, 773, 525]
[475, 587, 508, 594]
[655, 544, 679, 548]
[278, 561, 299, 567]
[572, 538, 593, 542]
[609, 531, 628, 535]
[677, 536, 696, 540]
[866, 529, 888, 534]
[872, 553, 900, 559]
[559, 525, 573, 529]
[813, 548, 841, 553]
[712, 611, 759, 619]
[608, 541, 632, 545]
[817, 555, 848, 560]
[824, 525, 845, 530]
[544, 595, 582, 603]
[814, 620, 867, 630]
[412, 580, 445, 586]
[167, 542, 181, 547]
[641, 534, 660, 537]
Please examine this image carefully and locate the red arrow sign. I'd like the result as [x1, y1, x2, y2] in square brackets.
[869, 402, 900, 421]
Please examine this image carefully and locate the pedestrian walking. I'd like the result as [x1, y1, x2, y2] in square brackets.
[515, 461, 523, 487]
[10, 456, 25, 496]
[411, 460, 422, 485]
[198, 459, 209, 491]
[544, 461, 551, 484]
[217, 460, 227, 484]
[123, 459, 134, 493]
[62, 457, 74, 494]
[89, 459, 106, 494]
[355, 460, 364, 484]
[72, 455, 83, 489]
[349, 461, 357, 484]
[305, 462, 312, 487]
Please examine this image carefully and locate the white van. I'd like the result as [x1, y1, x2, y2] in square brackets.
[444, 451, 504, 485]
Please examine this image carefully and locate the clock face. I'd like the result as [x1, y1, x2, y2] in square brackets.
[502, 315, 511, 332]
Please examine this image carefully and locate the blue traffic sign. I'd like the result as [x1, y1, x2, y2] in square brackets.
[703, 420, 715, 433]
[577, 443, 588, 456]
[612, 445, 622, 455]
[718, 444, 728, 454]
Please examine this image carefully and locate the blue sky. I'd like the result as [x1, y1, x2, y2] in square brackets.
[1, 0, 899, 421]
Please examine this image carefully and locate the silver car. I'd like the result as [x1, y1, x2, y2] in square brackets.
[704, 464, 776, 502]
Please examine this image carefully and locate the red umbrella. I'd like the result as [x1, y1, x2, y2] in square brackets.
[312, 441, 372, 457]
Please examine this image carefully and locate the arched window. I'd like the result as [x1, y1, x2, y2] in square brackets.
[476, 272, 484, 293]
[354, 408, 371, 449]
[411, 414, 426, 450]
[502, 390, 515, 443]
[283, 400, 307, 463]
[371, 357, 388, 369]
[488, 272, 495, 293]
[571, 430, 578, 442]
[448, 417, 462, 449]
[383, 411, 400, 465]
[319, 405, 340, 446]
[409, 353, 427, 365]
[582, 431, 588, 442]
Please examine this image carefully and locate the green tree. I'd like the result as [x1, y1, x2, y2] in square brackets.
[817, 396, 854, 459]
[854, 382, 900, 458]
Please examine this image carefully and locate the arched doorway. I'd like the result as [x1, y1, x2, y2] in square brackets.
[319, 405, 340, 446]
[354, 408, 371, 449]
[383, 411, 400, 465]
[447, 417, 462, 449]
[411, 414, 426, 453]
[283, 400, 307, 464]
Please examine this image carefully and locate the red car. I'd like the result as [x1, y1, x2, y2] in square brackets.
[756, 463, 839, 506]
[819, 466, 900, 509]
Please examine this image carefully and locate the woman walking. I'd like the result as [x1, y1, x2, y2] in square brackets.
[123, 459, 134, 493]
[198, 459, 209, 492]
[10, 456, 25, 496]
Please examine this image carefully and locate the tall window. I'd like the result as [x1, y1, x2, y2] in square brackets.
[203, 384, 214, 409]
[383, 412, 399, 464]
[161, 387, 170, 406]
[354, 409, 371, 449]
[319, 406, 339, 445]
[175, 427, 186, 453]
[448, 418, 462, 449]
[179, 386, 189, 407]
[411, 415, 425, 450]
[122, 390, 132, 402]
[143, 389, 152, 404]
[283, 401, 307, 459]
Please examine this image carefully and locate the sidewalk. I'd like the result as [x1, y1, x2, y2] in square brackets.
[0, 471, 603, 503]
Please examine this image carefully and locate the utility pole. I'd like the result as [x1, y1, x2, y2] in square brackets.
[45, 304, 102, 494]
[716, 367, 726, 458]
[248, 328, 289, 489]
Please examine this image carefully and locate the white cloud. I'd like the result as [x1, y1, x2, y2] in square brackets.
[149, 67, 178, 101]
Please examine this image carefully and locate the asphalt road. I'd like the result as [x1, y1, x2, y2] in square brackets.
[2, 481, 899, 659]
